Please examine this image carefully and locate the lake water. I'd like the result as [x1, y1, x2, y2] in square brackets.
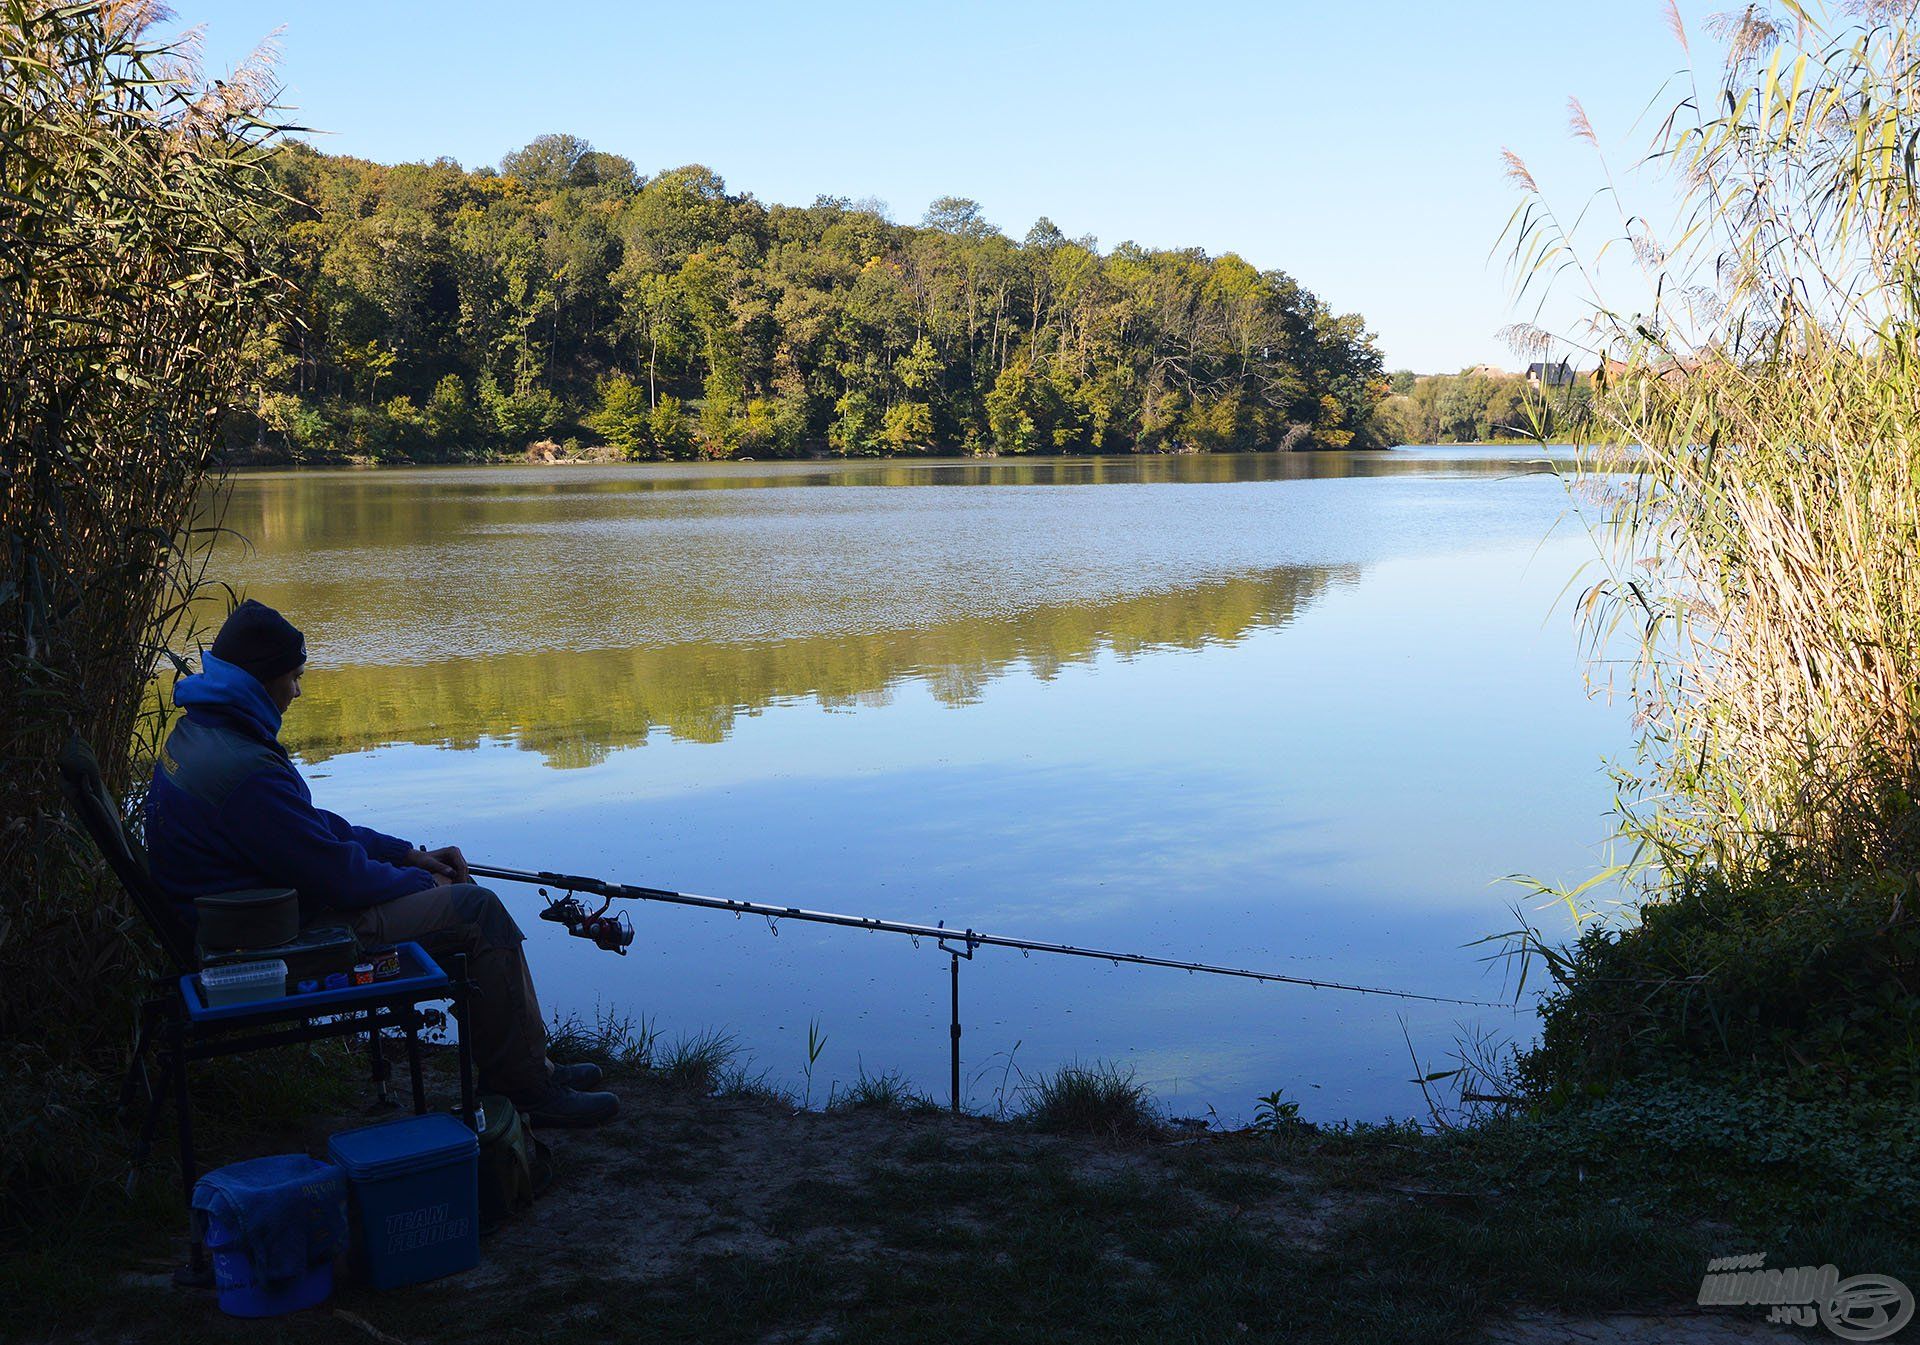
[206, 449, 1626, 1124]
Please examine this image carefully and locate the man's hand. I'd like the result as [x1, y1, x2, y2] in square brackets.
[402, 845, 472, 886]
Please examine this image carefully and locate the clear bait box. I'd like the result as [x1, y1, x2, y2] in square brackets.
[198, 958, 287, 1007]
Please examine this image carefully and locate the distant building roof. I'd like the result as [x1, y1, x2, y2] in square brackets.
[1526, 360, 1577, 387]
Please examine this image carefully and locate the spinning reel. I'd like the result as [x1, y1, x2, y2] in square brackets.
[537, 887, 635, 955]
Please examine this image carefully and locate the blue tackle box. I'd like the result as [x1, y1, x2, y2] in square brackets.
[327, 1113, 480, 1289]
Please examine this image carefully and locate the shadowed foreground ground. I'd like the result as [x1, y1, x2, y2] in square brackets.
[21, 1057, 1836, 1345]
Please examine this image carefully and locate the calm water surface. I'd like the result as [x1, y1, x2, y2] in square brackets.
[207, 449, 1624, 1122]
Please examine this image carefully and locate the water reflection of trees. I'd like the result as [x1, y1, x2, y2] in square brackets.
[220, 452, 1558, 549]
[285, 565, 1352, 769]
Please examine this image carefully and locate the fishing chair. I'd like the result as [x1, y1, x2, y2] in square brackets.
[56, 735, 476, 1278]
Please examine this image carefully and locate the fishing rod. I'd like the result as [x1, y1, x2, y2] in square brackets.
[470, 861, 1506, 1111]
[471, 862, 1502, 1005]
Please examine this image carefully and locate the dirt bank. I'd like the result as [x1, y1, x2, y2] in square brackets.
[32, 1066, 1823, 1345]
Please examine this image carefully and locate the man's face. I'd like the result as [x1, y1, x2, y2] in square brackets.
[265, 666, 304, 714]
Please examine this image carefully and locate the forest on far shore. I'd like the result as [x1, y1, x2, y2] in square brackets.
[1374, 367, 1598, 446]
[240, 134, 1399, 463]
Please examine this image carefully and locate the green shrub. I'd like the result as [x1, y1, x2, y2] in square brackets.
[878, 401, 934, 453]
[647, 395, 698, 459]
[1520, 869, 1920, 1104]
[423, 373, 479, 451]
[481, 375, 563, 448]
[257, 391, 335, 460]
[829, 388, 883, 456]
[589, 372, 653, 458]
[374, 395, 427, 460]
[1482, 1076, 1920, 1227]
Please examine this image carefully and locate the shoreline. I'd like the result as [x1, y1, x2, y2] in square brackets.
[214, 441, 1581, 473]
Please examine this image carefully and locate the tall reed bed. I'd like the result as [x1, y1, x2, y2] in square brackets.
[1509, 1, 1920, 882]
[0, 2, 287, 1082]
[1500, 2, 1920, 1095]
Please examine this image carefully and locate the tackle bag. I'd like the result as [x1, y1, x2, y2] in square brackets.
[476, 1095, 552, 1230]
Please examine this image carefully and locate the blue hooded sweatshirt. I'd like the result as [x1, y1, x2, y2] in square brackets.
[145, 655, 434, 922]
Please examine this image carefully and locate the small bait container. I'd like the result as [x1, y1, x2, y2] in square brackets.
[198, 959, 288, 1008]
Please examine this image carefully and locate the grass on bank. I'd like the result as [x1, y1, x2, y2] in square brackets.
[259, 1007, 1920, 1235]
[828, 1066, 939, 1116]
[1013, 1060, 1159, 1138]
[545, 1012, 1157, 1132]
[545, 1009, 787, 1104]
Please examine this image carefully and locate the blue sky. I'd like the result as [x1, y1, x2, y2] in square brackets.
[164, 1, 1726, 373]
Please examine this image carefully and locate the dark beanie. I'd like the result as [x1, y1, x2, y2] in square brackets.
[210, 600, 307, 684]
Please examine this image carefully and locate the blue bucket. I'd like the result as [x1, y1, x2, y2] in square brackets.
[190, 1154, 344, 1319]
[327, 1113, 480, 1289]
[204, 1213, 333, 1318]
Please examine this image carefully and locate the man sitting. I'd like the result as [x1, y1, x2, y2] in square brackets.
[145, 600, 617, 1128]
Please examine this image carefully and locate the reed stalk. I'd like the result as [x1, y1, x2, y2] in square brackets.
[0, 1, 290, 1067]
